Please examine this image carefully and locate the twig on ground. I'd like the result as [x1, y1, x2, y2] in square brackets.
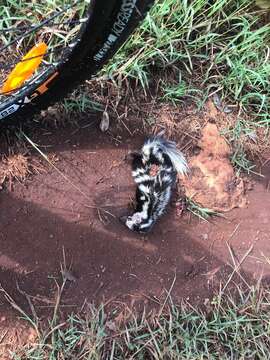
[226, 242, 251, 289]
[158, 272, 177, 317]
[0, 285, 40, 337]
[222, 244, 254, 294]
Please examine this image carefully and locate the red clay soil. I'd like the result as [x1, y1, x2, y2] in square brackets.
[0, 116, 270, 326]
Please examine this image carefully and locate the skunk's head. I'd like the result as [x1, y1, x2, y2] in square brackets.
[120, 213, 153, 233]
[142, 142, 163, 165]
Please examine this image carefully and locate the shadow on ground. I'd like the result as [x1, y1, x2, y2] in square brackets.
[0, 115, 269, 321]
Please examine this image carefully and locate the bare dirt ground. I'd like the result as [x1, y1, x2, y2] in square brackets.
[0, 110, 270, 354]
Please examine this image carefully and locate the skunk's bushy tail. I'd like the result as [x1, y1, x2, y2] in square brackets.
[142, 136, 188, 176]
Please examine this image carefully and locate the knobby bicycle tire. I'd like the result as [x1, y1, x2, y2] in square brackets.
[0, 0, 155, 126]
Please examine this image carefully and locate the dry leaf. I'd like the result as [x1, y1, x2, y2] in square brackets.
[100, 111, 110, 132]
[256, 0, 270, 9]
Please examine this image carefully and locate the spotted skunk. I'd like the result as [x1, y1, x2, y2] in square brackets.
[121, 136, 188, 233]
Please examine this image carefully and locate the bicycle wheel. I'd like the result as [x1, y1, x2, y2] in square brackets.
[0, 0, 154, 125]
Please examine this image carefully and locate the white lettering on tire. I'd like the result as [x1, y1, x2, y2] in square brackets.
[94, 0, 137, 61]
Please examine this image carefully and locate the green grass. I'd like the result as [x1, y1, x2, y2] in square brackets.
[230, 147, 258, 175]
[104, 0, 270, 124]
[160, 77, 202, 106]
[62, 92, 104, 113]
[221, 119, 264, 175]
[9, 284, 270, 359]
[186, 198, 220, 221]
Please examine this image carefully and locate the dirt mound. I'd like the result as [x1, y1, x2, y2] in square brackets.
[181, 122, 246, 212]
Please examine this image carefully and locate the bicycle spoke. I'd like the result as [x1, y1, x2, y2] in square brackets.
[0, 18, 88, 34]
[0, 1, 81, 53]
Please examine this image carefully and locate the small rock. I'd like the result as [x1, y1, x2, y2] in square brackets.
[223, 105, 233, 113]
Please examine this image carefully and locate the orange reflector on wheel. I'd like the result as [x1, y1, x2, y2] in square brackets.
[1, 42, 47, 94]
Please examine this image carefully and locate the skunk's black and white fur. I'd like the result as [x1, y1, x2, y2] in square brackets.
[122, 136, 188, 233]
